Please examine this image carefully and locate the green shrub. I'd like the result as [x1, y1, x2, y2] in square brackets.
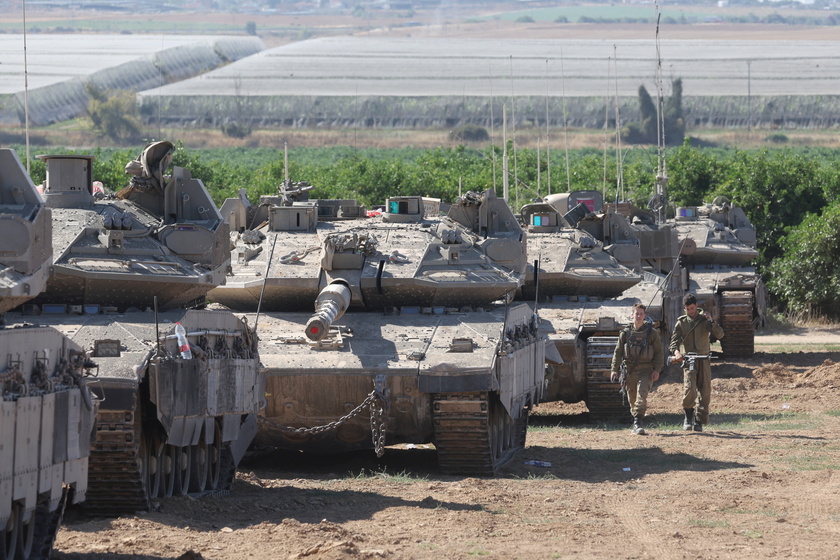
[450, 124, 489, 142]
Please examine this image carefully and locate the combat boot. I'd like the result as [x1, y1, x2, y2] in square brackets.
[631, 416, 646, 435]
[682, 409, 694, 431]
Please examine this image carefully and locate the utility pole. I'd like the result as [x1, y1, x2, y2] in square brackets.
[747, 60, 752, 132]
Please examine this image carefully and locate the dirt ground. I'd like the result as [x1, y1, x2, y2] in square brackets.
[52, 328, 840, 560]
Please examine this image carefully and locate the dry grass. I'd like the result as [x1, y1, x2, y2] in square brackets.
[7, 123, 840, 151]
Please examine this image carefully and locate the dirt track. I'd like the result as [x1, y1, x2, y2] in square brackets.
[53, 328, 840, 560]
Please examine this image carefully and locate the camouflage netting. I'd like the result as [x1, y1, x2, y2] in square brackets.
[2, 36, 264, 126]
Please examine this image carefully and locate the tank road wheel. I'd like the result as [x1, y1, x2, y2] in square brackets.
[720, 291, 755, 358]
[432, 392, 524, 477]
[162, 445, 178, 498]
[173, 446, 192, 496]
[140, 433, 164, 500]
[205, 421, 223, 491]
[189, 433, 209, 493]
[514, 404, 531, 449]
[2, 504, 19, 560]
[11, 503, 34, 560]
[489, 397, 517, 466]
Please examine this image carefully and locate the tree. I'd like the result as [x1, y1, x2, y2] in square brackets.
[85, 83, 143, 142]
[768, 201, 840, 319]
[621, 79, 685, 146]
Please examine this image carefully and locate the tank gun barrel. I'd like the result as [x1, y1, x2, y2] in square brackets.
[305, 283, 351, 341]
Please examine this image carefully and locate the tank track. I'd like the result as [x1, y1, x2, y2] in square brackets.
[83, 411, 238, 516]
[84, 411, 150, 515]
[432, 392, 525, 477]
[719, 291, 755, 357]
[585, 336, 631, 422]
[29, 488, 69, 560]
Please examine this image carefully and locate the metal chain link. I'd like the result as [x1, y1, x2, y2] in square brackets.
[258, 379, 390, 457]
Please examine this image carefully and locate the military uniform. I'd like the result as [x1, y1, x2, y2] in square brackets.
[611, 322, 664, 421]
[669, 309, 725, 427]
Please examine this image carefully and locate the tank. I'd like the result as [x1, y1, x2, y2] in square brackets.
[1, 148, 98, 560]
[215, 185, 545, 476]
[672, 197, 766, 357]
[523, 190, 682, 419]
[10, 142, 263, 516]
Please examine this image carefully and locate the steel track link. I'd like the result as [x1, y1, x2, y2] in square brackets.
[30, 489, 69, 560]
[585, 337, 631, 422]
[432, 392, 524, 477]
[720, 291, 755, 357]
[83, 411, 150, 516]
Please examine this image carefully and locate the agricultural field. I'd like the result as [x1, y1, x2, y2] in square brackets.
[143, 37, 840, 98]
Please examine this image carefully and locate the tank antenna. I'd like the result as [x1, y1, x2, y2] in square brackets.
[544, 58, 552, 196]
[560, 49, 571, 193]
[22, 0, 31, 173]
[489, 61, 497, 195]
[154, 296, 161, 358]
[254, 232, 278, 334]
[654, 1, 669, 225]
[284, 142, 290, 186]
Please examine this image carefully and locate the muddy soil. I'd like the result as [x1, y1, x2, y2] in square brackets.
[53, 330, 840, 560]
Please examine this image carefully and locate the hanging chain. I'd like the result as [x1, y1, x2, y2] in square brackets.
[258, 375, 390, 457]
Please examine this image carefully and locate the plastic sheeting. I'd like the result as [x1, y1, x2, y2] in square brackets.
[2, 36, 264, 126]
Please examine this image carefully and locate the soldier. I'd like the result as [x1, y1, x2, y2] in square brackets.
[611, 303, 664, 435]
[670, 293, 725, 432]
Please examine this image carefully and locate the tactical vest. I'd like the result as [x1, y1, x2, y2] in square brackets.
[624, 324, 654, 364]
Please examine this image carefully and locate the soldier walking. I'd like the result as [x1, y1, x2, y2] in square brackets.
[669, 293, 725, 432]
[611, 303, 664, 435]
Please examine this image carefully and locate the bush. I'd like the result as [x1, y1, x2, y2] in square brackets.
[85, 83, 143, 142]
[768, 201, 840, 319]
[766, 133, 789, 144]
[220, 122, 251, 139]
[451, 124, 489, 143]
[515, 15, 535, 23]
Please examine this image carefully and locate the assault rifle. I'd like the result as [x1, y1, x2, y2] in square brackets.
[667, 353, 711, 373]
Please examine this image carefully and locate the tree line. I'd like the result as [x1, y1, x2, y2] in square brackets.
[20, 142, 840, 321]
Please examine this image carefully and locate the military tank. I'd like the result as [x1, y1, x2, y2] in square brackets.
[216, 185, 544, 475]
[522, 190, 682, 419]
[1, 148, 98, 560]
[672, 197, 766, 357]
[12, 143, 263, 516]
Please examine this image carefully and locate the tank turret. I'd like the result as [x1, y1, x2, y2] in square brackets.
[8, 142, 263, 516]
[36, 142, 230, 311]
[672, 197, 766, 356]
[0, 150, 52, 315]
[1, 148, 98, 559]
[519, 190, 682, 419]
[216, 182, 544, 475]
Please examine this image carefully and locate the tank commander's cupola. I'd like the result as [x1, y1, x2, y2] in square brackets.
[37, 154, 96, 209]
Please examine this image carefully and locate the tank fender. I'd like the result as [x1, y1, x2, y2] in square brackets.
[418, 365, 499, 394]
